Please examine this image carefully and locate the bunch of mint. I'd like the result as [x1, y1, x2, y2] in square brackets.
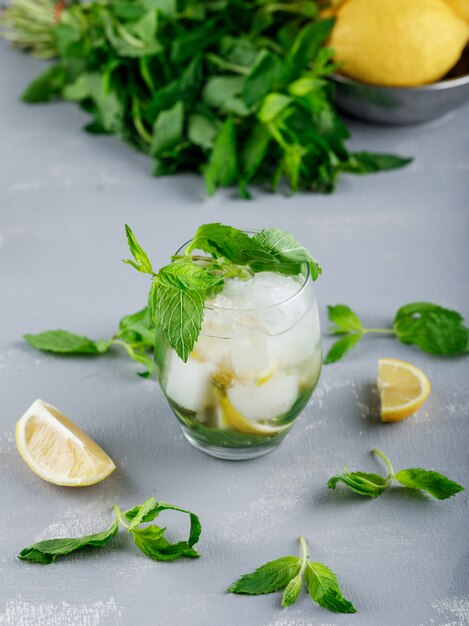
[1, 0, 410, 196]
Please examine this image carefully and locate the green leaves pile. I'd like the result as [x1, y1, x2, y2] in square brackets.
[229, 536, 356, 614]
[1, 0, 410, 196]
[125, 222, 321, 361]
[325, 302, 469, 364]
[328, 449, 464, 500]
[19, 497, 201, 564]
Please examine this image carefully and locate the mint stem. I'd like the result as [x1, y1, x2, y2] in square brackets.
[372, 449, 395, 479]
[112, 505, 129, 530]
[362, 328, 397, 335]
[299, 535, 309, 568]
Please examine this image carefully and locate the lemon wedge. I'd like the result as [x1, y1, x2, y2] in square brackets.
[16, 399, 116, 486]
[218, 393, 288, 436]
[378, 358, 431, 422]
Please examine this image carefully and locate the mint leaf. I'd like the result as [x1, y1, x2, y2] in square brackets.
[394, 302, 469, 355]
[281, 572, 303, 607]
[229, 556, 301, 594]
[158, 258, 223, 293]
[304, 561, 356, 614]
[344, 152, 412, 174]
[18, 520, 118, 564]
[21, 63, 66, 103]
[24, 330, 111, 355]
[151, 101, 184, 156]
[327, 305, 364, 334]
[187, 223, 267, 265]
[124, 499, 202, 550]
[117, 307, 154, 348]
[124, 224, 154, 274]
[156, 281, 204, 362]
[253, 227, 322, 280]
[395, 469, 464, 500]
[328, 470, 390, 498]
[132, 526, 200, 561]
[324, 334, 362, 364]
[204, 117, 238, 196]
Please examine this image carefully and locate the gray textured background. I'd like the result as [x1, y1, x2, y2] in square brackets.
[1, 44, 468, 626]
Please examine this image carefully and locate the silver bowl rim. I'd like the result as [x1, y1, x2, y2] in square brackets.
[329, 71, 469, 91]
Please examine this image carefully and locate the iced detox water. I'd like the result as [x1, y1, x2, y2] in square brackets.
[155, 269, 322, 459]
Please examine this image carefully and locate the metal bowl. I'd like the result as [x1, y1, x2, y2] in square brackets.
[329, 49, 469, 125]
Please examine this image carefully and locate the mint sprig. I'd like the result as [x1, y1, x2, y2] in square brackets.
[125, 223, 321, 361]
[328, 449, 464, 500]
[325, 302, 469, 364]
[18, 498, 201, 565]
[24, 307, 156, 378]
[229, 536, 356, 614]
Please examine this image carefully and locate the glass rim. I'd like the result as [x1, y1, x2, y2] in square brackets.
[174, 230, 311, 313]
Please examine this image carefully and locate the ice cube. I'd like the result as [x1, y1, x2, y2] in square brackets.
[230, 335, 272, 379]
[267, 306, 321, 368]
[227, 371, 299, 421]
[164, 350, 215, 413]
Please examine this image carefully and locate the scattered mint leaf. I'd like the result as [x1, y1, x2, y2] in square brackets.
[304, 561, 356, 614]
[123, 224, 154, 274]
[229, 536, 357, 614]
[343, 152, 412, 174]
[281, 573, 303, 607]
[327, 469, 391, 498]
[23, 330, 111, 355]
[324, 333, 362, 365]
[327, 305, 363, 334]
[395, 469, 464, 500]
[18, 520, 118, 564]
[325, 301, 468, 363]
[19, 499, 202, 565]
[394, 302, 469, 355]
[229, 556, 301, 595]
[328, 450, 464, 501]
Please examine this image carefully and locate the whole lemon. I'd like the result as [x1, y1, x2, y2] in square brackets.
[444, 0, 469, 22]
[329, 0, 469, 86]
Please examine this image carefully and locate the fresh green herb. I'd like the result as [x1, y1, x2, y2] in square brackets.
[328, 449, 464, 500]
[325, 302, 469, 364]
[125, 222, 321, 361]
[18, 498, 201, 564]
[24, 306, 155, 377]
[0, 0, 410, 197]
[229, 536, 356, 614]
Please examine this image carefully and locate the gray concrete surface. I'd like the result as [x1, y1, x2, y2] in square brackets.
[1, 44, 468, 626]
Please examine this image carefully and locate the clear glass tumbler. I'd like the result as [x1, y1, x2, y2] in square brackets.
[155, 247, 322, 460]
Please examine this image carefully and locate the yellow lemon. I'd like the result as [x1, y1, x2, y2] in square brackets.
[16, 399, 116, 486]
[329, 0, 469, 86]
[444, 0, 469, 22]
[218, 393, 288, 436]
[377, 358, 431, 422]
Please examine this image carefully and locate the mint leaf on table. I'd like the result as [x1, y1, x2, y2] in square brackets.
[229, 557, 301, 595]
[120, 497, 202, 561]
[19, 499, 202, 565]
[304, 561, 356, 614]
[23, 330, 111, 355]
[18, 520, 119, 564]
[328, 449, 464, 500]
[229, 537, 356, 614]
[393, 302, 469, 355]
[395, 469, 464, 500]
[325, 301, 468, 363]
[2, 0, 410, 197]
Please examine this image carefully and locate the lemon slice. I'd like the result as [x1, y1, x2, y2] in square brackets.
[16, 399, 116, 486]
[218, 393, 288, 436]
[378, 358, 431, 422]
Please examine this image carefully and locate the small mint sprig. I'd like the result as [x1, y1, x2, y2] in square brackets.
[328, 449, 464, 500]
[124, 222, 322, 362]
[229, 536, 356, 614]
[324, 303, 469, 364]
[18, 498, 201, 564]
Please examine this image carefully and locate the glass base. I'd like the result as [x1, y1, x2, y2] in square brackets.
[182, 428, 282, 460]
